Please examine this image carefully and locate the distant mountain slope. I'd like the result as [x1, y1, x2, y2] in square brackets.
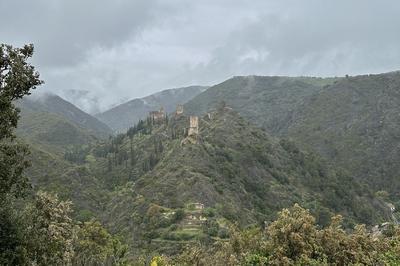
[95, 85, 208, 132]
[17, 111, 99, 155]
[285, 72, 400, 195]
[185, 72, 400, 198]
[18, 94, 112, 139]
[185, 76, 337, 133]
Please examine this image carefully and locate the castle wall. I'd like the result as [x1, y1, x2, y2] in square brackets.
[149, 107, 166, 123]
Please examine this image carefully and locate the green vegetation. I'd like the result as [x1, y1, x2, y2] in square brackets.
[284, 72, 400, 196]
[17, 94, 112, 139]
[17, 111, 97, 154]
[77, 105, 388, 257]
[21, 101, 391, 259]
[24, 93, 387, 259]
[186, 72, 400, 218]
[3, 43, 400, 263]
[0, 44, 127, 265]
[153, 205, 400, 265]
[185, 75, 338, 133]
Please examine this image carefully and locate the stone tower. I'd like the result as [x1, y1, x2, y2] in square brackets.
[181, 115, 200, 145]
[149, 107, 166, 123]
[175, 104, 184, 115]
[188, 116, 199, 136]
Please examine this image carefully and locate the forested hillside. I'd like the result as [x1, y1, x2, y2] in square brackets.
[64, 105, 387, 257]
[285, 72, 400, 197]
[4, 0, 400, 261]
[2, 43, 400, 264]
[15, 91, 394, 259]
[14, 96, 113, 220]
[13, 73, 400, 261]
[185, 76, 337, 133]
[186, 72, 400, 206]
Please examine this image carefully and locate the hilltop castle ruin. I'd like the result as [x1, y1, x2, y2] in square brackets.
[149, 107, 166, 123]
[148, 105, 200, 144]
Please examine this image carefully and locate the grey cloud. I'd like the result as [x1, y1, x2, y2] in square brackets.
[191, 0, 400, 78]
[1, 0, 159, 66]
[1, 0, 400, 113]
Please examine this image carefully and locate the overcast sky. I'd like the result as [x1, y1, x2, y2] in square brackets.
[1, 0, 400, 113]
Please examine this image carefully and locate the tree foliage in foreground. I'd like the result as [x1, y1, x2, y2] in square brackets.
[1, 191, 128, 265]
[73, 219, 128, 265]
[0, 44, 129, 265]
[0, 43, 43, 265]
[0, 43, 42, 198]
[151, 204, 400, 265]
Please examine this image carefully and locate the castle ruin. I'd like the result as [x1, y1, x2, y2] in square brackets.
[188, 116, 199, 136]
[181, 115, 199, 145]
[149, 107, 166, 123]
[175, 104, 184, 116]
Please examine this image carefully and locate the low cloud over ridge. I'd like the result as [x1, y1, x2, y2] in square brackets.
[2, 0, 400, 113]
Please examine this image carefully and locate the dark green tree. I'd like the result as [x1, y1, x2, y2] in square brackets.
[130, 138, 136, 166]
[0, 43, 128, 266]
[0, 44, 42, 198]
[0, 44, 42, 264]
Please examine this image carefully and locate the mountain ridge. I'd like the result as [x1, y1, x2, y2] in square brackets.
[185, 75, 338, 133]
[95, 85, 208, 132]
[185, 71, 400, 200]
[17, 94, 113, 139]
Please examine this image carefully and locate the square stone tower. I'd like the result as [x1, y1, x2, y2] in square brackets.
[188, 116, 199, 136]
[149, 107, 166, 123]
